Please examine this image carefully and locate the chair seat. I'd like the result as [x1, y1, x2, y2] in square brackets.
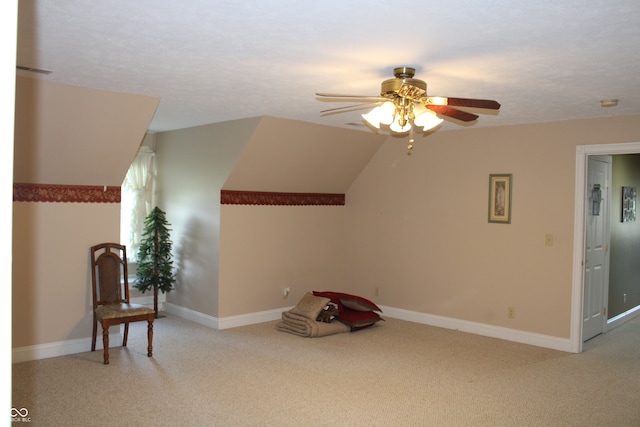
[95, 303, 155, 321]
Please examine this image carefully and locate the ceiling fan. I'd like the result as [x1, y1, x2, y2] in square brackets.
[316, 66, 501, 145]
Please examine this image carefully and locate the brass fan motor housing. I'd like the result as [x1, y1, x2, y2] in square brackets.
[380, 67, 427, 97]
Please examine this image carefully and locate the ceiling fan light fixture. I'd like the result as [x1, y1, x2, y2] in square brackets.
[414, 108, 443, 131]
[322, 66, 500, 141]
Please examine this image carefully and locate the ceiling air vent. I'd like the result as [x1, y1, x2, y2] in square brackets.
[16, 65, 53, 75]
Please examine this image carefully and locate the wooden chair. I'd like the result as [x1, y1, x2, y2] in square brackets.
[90, 243, 155, 364]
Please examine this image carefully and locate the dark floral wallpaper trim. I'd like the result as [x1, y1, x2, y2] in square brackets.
[221, 190, 345, 206]
[13, 183, 121, 203]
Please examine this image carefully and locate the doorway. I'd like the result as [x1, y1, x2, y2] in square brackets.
[572, 142, 640, 353]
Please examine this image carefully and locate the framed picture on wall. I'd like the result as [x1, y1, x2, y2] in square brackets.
[488, 174, 512, 224]
[622, 186, 637, 222]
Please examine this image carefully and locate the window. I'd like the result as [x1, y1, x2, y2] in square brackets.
[120, 146, 156, 261]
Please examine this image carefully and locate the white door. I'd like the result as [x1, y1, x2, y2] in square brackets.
[582, 155, 611, 342]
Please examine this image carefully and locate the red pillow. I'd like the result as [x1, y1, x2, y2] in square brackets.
[336, 308, 383, 330]
[313, 291, 382, 313]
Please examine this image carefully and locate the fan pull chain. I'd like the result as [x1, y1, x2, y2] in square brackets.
[407, 127, 414, 155]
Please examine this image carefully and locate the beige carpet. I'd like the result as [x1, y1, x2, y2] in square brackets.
[11, 314, 640, 426]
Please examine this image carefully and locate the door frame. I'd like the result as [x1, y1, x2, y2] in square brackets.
[571, 142, 640, 353]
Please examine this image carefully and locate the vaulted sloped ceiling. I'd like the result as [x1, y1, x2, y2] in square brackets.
[222, 116, 386, 194]
[13, 76, 159, 186]
[13, 76, 381, 195]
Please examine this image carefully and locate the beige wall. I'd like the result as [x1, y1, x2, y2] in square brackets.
[14, 76, 158, 186]
[223, 116, 385, 193]
[159, 114, 640, 342]
[155, 116, 384, 318]
[219, 205, 346, 317]
[12, 78, 158, 350]
[11, 72, 640, 355]
[154, 118, 260, 317]
[345, 116, 640, 338]
[12, 202, 120, 347]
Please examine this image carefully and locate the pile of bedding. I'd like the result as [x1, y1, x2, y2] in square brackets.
[276, 291, 384, 338]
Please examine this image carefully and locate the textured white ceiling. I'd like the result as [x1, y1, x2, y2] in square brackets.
[16, 0, 640, 134]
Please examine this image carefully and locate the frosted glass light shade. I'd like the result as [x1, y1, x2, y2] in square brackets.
[413, 106, 443, 131]
[389, 118, 411, 133]
[362, 108, 382, 128]
[362, 101, 395, 128]
[378, 101, 395, 125]
[361, 109, 381, 128]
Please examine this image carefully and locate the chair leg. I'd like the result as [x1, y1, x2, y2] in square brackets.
[91, 314, 97, 352]
[123, 322, 129, 347]
[147, 319, 154, 357]
[102, 324, 110, 365]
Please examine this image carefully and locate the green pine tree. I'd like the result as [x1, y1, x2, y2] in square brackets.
[134, 206, 176, 318]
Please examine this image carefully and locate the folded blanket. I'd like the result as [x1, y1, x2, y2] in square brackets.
[276, 310, 349, 337]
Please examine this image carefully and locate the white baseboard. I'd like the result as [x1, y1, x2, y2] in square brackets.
[217, 306, 292, 329]
[163, 302, 292, 330]
[12, 332, 121, 364]
[12, 296, 162, 363]
[163, 302, 218, 329]
[13, 303, 581, 363]
[166, 303, 572, 351]
[379, 306, 574, 353]
[607, 305, 640, 330]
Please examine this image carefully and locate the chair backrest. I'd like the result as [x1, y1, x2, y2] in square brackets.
[91, 243, 130, 308]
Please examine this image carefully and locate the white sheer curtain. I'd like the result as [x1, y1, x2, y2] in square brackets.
[121, 146, 155, 260]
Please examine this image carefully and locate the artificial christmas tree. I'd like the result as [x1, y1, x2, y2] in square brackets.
[134, 206, 175, 318]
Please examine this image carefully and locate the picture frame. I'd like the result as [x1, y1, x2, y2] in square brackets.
[622, 186, 636, 222]
[488, 174, 512, 224]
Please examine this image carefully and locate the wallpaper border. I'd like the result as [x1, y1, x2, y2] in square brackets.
[13, 183, 121, 203]
[221, 190, 345, 206]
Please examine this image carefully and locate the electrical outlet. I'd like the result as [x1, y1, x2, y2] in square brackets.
[507, 306, 515, 319]
[283, 287, 290, 299]
[374, 287, 379, 297]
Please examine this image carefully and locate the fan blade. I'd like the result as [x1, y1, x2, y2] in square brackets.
[427, 96, 501, 110]
[427, 105, 479, 122]
[316, 92, 386, 100]
[321, 103, 379, 113]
